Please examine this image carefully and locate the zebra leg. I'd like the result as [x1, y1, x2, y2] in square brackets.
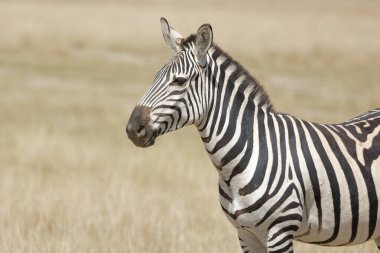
[237, 228, 267, 253]
[266, 228, 294, 253]
[267, 239, 293, 253]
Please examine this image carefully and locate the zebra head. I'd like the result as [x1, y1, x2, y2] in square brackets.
[127, 18, 213, 148]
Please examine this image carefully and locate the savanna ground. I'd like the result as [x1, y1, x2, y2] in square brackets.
[0, 0, 379, 252]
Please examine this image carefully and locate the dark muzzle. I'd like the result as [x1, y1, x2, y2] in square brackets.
[126, 106, 157, 148]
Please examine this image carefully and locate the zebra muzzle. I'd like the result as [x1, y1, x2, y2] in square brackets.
[126, 106, 157, 148]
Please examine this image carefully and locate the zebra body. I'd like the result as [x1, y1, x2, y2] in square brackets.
[215, 109, 380, 249]
[126, 18, 380, 252]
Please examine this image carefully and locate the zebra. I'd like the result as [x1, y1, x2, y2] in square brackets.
[126, 18, 380, 253]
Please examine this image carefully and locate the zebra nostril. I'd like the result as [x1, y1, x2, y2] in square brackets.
[136, 125, 147, 138]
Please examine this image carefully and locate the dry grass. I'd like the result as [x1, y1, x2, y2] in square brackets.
[0, 1, 379, 252]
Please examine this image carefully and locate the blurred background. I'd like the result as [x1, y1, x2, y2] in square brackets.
[0, 0, 379, 252]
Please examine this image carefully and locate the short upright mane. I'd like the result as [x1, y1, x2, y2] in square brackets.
[181, 34, 275, 113]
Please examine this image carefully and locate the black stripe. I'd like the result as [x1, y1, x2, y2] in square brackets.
[215, 64, 239, 136]
[270, 234, 293, 248]
[304, 122, 341, 244]
[262, 115, 285, 196]
[316, 124, 359, 243]
[269, 240, 293, 253]
[188, 78, 201, 121]
[282, 116, 307, 213]
[269, 225, 299, 242]
[238, 108, 267, 195]
[219, 184, 232, 202]
[260, 111, 278, 190]
[211, 82, 248, 154]
[220, 94, 254, 168]
[292, 117, 323, 232]
[335, 125, 378, 240]
[201, 58, 227, 141]
[268, 214, 303, 232]
[255, 186, 295, 226]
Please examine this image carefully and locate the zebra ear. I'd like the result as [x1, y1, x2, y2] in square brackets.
[195, 24, 213, 67]
[160, 17, 183, 53]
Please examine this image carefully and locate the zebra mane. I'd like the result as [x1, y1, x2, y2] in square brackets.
[182, 34, 275, 113]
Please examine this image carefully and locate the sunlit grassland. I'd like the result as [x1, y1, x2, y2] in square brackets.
[0, 1, 379, 252]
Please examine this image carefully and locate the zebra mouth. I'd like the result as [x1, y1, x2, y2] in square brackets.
[142, 132, 157, 147]
[127, 125, 158, 148]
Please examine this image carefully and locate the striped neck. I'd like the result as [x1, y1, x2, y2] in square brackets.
[196, 45, 274, 174]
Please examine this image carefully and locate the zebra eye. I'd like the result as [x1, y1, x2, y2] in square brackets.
[171, 77, 187, 86]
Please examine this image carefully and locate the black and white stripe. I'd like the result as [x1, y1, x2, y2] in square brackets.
[127, 19, 380, 253]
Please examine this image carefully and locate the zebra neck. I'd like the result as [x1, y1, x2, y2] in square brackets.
[196, 46, 274, 179]
[200, 103, 272, 175]
[197, 45, 273, 134]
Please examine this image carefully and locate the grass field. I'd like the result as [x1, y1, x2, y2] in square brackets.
[0, 1, 379, 252]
